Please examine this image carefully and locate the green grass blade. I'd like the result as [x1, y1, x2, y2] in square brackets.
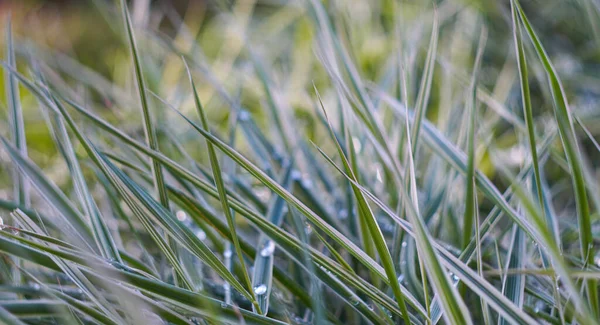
[0, 305, 27, 325]
[15, 69, 425, 320]
[510, 0, 545, 216]
[5, 16, 29, 208]
[514, 0, 598, 316]
[316, 90, 412, 324]
[184, 61, 260, 313]
[0, 137, 95, 250]
[119, 0, 169, 208]
[493, 159, 597, 325]
[499, 223, 526, 325]
[462, 28, 486, 250]
[251, 162, 294, 315]
[41, 96, 122, 263]
[315, 146, 543, 324]
[161, 96, 426, 317]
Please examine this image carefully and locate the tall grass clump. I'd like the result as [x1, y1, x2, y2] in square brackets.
[0, 0, 599, 324]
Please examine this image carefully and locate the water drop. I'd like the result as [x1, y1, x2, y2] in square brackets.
[350, 297, 360, 306]
[339, 209, 348, 220]
[449, 272, 459, 282]
[302, 179, 313, 189]
[291, 170, 302, 181]
[534, 301, 544, 314]
[223, 249, 232, 258]
[239, 110, 250, 121]
[195, 230, 206, 241]
[305, 223, 313, 235]
[401, 241, 407, 248]
[376, 168, 383, 183]
[397, 274, 404, 283]
[352, 137, 362, 152]
[221, 302, 228, 308]
[253, 284, 267, 295]
[176, 210, 187, 222]
[260, 241, 275, 257]
[31, 283, 40, 291]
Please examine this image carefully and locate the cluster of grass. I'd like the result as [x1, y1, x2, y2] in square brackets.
[0, 0, 599, 324]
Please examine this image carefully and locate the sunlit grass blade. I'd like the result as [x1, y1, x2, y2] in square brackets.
[514, 0, 598, 316]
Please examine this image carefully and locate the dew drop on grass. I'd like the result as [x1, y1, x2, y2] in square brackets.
[305, 223, 312, 235]
[260, 241, 275, 257]
[302, 179, 313, 189]
[338, 209, 348, 220]
[176, 210, 187, 222]
[195, 230, 206, 241]
[31, 283, 40, 291]
[253, 284, 267, 295]
[291, 170, 302, 181]
[448, 272, 459, 282]
[223, 249, 232, 258]
[239, 110, 250, 121]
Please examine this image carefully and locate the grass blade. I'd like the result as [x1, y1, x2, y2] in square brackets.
[119, 0, 169, 208]
[251, 162, 294, 315]
[5, 16, 29, 208]
[184, 61, 260, 312]
[315, 89, 412, 324]
[514, 0, 598, 316]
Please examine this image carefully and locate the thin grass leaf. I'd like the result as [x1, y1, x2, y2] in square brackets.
[514, 0, 598, 316]
[0, 305, 27, 325]
[0, 137, 95, 251]
[315, 146, 541, 325]
[183, 60, 260, 312]
[40, 96, 121, 263]
[316, 89, 412, 324]
[119, 0, 169, 208]
[511, 0, 545, 217]
[5, 16, 29, 209]
[251, 162, 294, 315]
[47, 93, 257, 297]
[157, 93, 427, 318]
[499, 223, 526, 325]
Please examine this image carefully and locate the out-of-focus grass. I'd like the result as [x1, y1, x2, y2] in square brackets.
[0, 0, 599, 324]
